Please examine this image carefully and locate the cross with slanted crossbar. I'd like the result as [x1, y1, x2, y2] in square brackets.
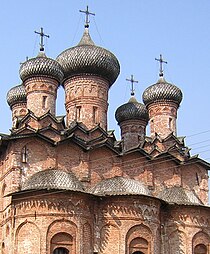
[34, 27, 50, 52]
[155, 54, 167, 77]
[126, 75, 138, 96]
[80, 6, 95, 28]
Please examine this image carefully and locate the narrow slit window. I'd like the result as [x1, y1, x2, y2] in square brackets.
[76, 106, 81, 121]
[42, 96, 47, 109]
[93, 106, 98, 124]
[196, 172, 200, 185]
[169, 117, 172, 129]
[21, 146, 27, 163]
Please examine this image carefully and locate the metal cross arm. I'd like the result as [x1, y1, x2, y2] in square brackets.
[155, 54, 167, 77]
[80, 6, 95, 28]
[126, 74, 138, 96]
[34, 27, 50, 52]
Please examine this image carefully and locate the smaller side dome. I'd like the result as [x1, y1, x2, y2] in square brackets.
[115, 97, 149, 124]
[7, 84, 26, 108]
[157, 187, 202, 205]
[142, 77, 183, 107]
[19, 52, 64, 83]
[22, 169, 85, 192]
[90, 176, 152, 196]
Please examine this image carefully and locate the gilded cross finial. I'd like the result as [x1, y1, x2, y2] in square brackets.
[34, 27, 50, 52]
[155, 54, 167, 77]
[126, 75, 138, 96]
[79, 6, 95, 28]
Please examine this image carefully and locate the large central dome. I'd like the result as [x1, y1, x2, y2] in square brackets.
[56, 28, 120, 85]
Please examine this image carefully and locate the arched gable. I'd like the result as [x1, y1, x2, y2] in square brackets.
[193, 231, 210, 254]
[47, 219, 77, 254]
[126, 224, 152, 254]
[15, 221, 41, 254]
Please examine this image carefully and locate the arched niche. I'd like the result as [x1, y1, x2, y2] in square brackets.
[51, 233, 72, 254]
[15, 221, 41, 254]
[47, 220, 77, 254]
[130, 237, 148, 254]
[53, 247, 69, 254]
[194, 244, 207, 254]
[193, 231, 210, 254]
[126, 224, 152, 254]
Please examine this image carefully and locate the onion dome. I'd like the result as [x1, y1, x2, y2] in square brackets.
[56, 27, 120, 85]
[19, 52, 64, 83]
[22, 169, 85, 192]
[142, 76, 183, 107]
[7, 84, 26, 108]
[90, 176, 151, 196]
[157, 186, 202, 205]
[115, 96, 149, 124]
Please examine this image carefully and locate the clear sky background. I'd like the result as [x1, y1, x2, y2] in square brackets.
[0, 1, 210, 173]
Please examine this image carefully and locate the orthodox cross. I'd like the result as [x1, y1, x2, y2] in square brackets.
[126, 75, 138, 96]
[79, 6, 95, 28]
[155, 54, 167, 77]
[34, 27, 50, 52]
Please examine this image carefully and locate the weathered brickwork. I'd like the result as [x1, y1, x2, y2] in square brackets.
[11, 102, 28, 128]
[1, 17, 210, 254]
[0, 132, 209, 253]
[24, 77, 59, 117]
[147, 102, 178, 138]
[64, 74, 109, 130]
[119, 119, 147, 151]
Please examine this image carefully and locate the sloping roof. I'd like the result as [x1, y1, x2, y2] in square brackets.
[157, 186, 202, 205]
[22, 169, 85, 192]
[90, 176, 152, 197]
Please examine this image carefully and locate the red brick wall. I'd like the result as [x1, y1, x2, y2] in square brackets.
[64, 74, 109, 130]
[11, 102, 27, 128]
[24, 77, 59, 117]
[119, 119, 147, 151]
[147, 101, 178, 138]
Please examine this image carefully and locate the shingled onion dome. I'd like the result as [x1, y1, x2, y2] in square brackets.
[90, 176, 152, 196]
[142, 76, 183, 107]
[7, 84, 26, 108]
[19, 52, 64, 83]
[22, 169, 85, 192]
[56, 27, 120, 85]
[115, 96, 149, 124]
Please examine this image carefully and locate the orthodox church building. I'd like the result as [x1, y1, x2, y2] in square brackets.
[1, 7, 210, 254]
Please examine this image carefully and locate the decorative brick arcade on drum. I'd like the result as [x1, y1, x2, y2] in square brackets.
[1, 8, 210, 254]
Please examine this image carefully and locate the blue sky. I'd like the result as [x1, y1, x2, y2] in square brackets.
[0, 0, 210, 167]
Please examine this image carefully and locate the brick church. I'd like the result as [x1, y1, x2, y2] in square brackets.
[1, 7, 210, 254]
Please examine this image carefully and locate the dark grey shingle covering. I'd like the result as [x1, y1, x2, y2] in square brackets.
[7, 84, 26, 107]
[157, 186, 202, 205]
[90, 176, 152, 196]
[56, 28, 120, 85]
[143, 77, 183, 106]
[19, 52, 64, 82]
[22, 169, 84, 192]
[115, 96, 149, 124]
